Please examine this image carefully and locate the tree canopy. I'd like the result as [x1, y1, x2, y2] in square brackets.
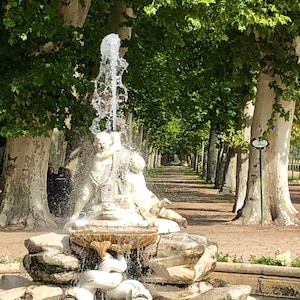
[1, 0, 300, 150]
[0, 0, 115, 137]
[123, 0, 300, 152]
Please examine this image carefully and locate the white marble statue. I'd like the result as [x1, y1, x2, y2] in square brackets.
[67, 130, 187, 230]
[73, 252, 152, 300]
[68, 131, 143, 223]
[125, 152, 188, 228]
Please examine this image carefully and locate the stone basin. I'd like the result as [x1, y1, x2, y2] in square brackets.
[69, 220, 159, 258]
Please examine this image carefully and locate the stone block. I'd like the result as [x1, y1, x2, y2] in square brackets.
[23, 285, 63, 300]
[0, 274, 32, 290]
[156, 233, 207, 258]
[0, 286, 27, 300]
[23, 252, 79, 284]
[192, 285, 251, 300]
[24, 233, 70, 254]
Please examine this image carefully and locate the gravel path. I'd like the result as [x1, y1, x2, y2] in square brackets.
[146, 165, 300, 262]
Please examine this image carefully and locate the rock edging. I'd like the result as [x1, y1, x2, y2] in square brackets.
[212, 262, 300, 298]
[215, 262, 300, 278]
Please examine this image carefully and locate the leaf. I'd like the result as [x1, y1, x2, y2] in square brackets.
[3, 17, 16, 29]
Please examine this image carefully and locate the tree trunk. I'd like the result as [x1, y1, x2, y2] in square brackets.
[206, 129, 217, 183]
[235, 72, 299, 225]
[147, 147, 155, 169]
[194, 152, 199, 173]
[190, 153, 195, 170]
[215, 141, 226, 189]
[220, 151, 236, 195]
[0, 136, 56, 229]
[233, 99, 254, 212]
[58, 0, 91, 27]
[110, 0, 133, 56]
[201, 144, 207, 178]
[156, 151, 162, 167]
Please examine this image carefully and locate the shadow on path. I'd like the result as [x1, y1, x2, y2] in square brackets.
[146, 165, 300, 226]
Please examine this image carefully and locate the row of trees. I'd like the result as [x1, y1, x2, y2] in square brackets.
[0, 0, 300, 228]
[125, 0, 300, 225]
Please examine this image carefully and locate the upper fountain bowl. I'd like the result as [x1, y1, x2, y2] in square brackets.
[69, 220, 159, 257]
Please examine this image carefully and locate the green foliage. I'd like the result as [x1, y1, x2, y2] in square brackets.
[0, 0, 113, 138]
[249, 255, 282, 266]
[0, 254, 9, 264]
[125, 0, 300, 153]
[2, 0, 300, 151]
[292, 258, 300, 268]
[220, 129, 249, 152]
[125, 10, 255, 152]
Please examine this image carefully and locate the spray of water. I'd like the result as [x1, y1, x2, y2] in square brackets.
[90, 33, 128, 134]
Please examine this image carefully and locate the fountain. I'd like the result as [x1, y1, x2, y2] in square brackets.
[0, 33, 252, 300]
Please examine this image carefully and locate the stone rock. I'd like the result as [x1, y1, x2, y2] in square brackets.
[149, 254, 200, 270]
[40, 250, 80, 270]
[193, 244, 218, 282]
[0, 286, 28, 300]
[145, 281, 213, 299]
[143, 232, 209, 267]
[22, 285, 64, 300]
[24, 233, 71, 254]
[21, 231, 251, 300]
[0, 284, 69, 300]
[149, 262, 195, 284]
[23, 251, 80, 284]
[186, 282, 213, 295]
[0, 263, 21, 275]
[0, 274, 32, 290]
[69, 240, 102, 269]
[156, 233, 208, 258]
[146, 233, 218, 284]
[193, 285, 251, 300]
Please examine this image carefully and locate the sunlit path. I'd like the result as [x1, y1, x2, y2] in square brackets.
[146, 165, 300, 262]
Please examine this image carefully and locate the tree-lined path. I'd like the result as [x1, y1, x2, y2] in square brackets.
[147, 165, 300, 262]
[1, 165, 300, 263]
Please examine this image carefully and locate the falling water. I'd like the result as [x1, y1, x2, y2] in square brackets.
[90, 33, 128, 134]
[125, 248, 143, 279]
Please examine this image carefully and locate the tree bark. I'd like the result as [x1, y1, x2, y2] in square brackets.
[201, 144, 207, 178]
[206, 129, 217, 183]
[220, 151, 236, 195]
[235, 72, 299, 225]
[0, 136, 56, 229]
[58, 0, 91, 27]
[215, 141, 226, 189]
[233, 99, 254, 213]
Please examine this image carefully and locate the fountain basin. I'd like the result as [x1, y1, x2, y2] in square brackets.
[69, 220, 159, 257]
